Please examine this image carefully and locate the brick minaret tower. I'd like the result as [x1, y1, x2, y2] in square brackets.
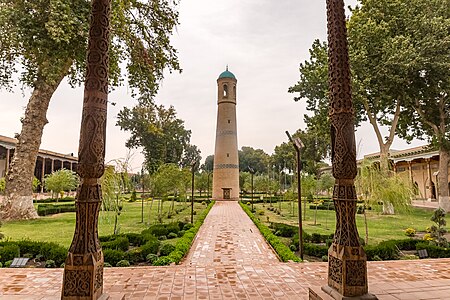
[212, 67, 240, 200]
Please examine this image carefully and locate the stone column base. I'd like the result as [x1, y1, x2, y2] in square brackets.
[62, 251, 104, 300]
[309, 286, 377, 300]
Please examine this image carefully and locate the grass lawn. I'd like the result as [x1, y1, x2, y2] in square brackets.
[249, 200, 443, 245]
[2, 199, 209, 248]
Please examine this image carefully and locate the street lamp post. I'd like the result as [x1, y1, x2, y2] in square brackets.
[286, 131, 304, 260]
[141, 167, 144, 223]
[191, 162, 197, 224]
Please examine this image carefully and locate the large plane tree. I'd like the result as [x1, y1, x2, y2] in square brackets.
[0, 0, 181, 220]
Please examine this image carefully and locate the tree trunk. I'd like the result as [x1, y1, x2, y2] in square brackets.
[0, 74, 67, 221]
[379, 144, 390, 174]
[438, 147, 450, 212]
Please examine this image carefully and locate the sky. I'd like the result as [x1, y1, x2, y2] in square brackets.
[0, 0, 427, 173]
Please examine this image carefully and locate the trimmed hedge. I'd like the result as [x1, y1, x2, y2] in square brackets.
[101, 236, 129, 252]
[34, 197, 75, 203]
[37, 203, 76, 216]
[416, 242, 450, 258]
[0, 240, 67, 265]
[240, 202, 300, 262]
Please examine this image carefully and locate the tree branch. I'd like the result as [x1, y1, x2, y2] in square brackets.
[414, 99, 440, 136]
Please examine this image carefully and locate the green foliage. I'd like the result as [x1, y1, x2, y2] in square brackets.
[144, 222, 181, 238]
[139, 238, 160, 258]
[0, 244, 20, 262]
[117, 104, 192, 174]
[37, 203, 76, 216]
[116, 260, 130, 267]
[240, 202, 300, 262]
[45, 259, 56, 268]
[32, 177, 41, 193]
[0, 240, 67, 265]
[101, 236, 129, 252]
[130, 189, 137, 202]
[0, 177, 5, 193]
[303, 243, 328, 258]
[159, 243, 175, 256]
[103, 249, 125, 267]
[167, 232, 178, 239]
[356, 161, 414, 214]
[153, 256, 173, 266]
[429, 208, 448, 247]
[152, 164, 187, 198]
[416, 242, 450, 258]
[44, 169, 77, 198]
[238, 146, 270, 173]
[270, 222, 297, 238]
[146, 253, 158, 264]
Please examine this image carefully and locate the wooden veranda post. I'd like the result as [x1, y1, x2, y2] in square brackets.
[61, 0, 111, 298]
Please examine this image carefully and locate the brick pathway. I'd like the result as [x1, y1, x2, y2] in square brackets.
[185, 201, 278, 267]
[1, 201, 450, 299]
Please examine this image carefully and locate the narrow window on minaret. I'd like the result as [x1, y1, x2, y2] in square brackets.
[223, 84, 228, 97]
[227, 153, 230, 157]
[228, 120, 231, 124]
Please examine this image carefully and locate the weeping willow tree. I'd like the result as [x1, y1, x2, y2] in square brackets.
[356, 160, 415, 244]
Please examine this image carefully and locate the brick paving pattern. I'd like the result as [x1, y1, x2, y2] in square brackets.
[0, 201, 450, 299]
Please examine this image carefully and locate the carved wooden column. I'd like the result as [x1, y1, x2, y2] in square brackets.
[61, 0, 111, 299]
[40, 157, 45, 193]
[5, 148, 10, 175]
[320, 0, 376, 299]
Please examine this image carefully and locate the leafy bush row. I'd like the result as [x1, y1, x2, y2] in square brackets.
[100, 202, 215, 267]
[33, 197, 75, 204]
[37, 204, 76, 216]
[240, 202, 300, 262]
[0, 240, 67, 266]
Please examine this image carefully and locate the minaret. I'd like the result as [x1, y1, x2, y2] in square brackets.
[212, 67, 240, 200]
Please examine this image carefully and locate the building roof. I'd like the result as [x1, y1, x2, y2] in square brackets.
[0, 134, 77, 162]
[218, 67, 236, 80]
[364, 145, 439, 163]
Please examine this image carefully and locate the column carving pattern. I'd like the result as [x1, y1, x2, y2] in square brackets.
[324, 0, 371, 298]
[62, 0, 111, 299]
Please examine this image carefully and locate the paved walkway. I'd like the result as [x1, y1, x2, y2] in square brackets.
[185, 201, 278, 267]
[1, 201, 450, 299]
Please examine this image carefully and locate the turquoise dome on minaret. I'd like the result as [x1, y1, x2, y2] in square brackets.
[218, 66, 236, 79]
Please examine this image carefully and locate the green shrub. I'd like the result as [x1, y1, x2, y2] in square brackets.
[146, 253, 158, 264]
[289, 244, 297, 252]
[4, 260, 12, 267]
[177, 230, 185, 237]
[240, 202, 300, 262]
[103, 249, 125, 266]
[125, 248, 144, 264]
[167, 232, 178, 239]
[0, 244, 20, 262]
[153, 256, 173, 266]
[116, 260, 130, 267]
[101, 236, 129, 252]
[37, 203, 76, 216]
[124, 233, 145, 246]
[270, 222, 297, 237]
[0, 262, 2, 268]
[104, 262, 112, 267]
[146, 223, 180, 238]
[159, 243, 175, 256]
[183, 223, 193, 231]
[303, 243, 328, 257]
[321, 255, 328, 262]
[158, 235, 167, 241]
[364, 240, 399, 261]
[45, 260, 56, 268]
[139, 239, 160, 257]
[416, 242, 450, 258]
